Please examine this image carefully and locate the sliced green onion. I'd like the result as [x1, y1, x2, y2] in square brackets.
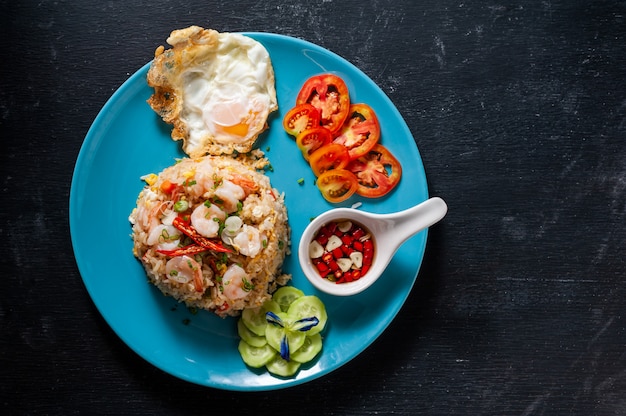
[224, 216, 243, 235]
[242, 277, 255, 292]
[173, 200, 189, 212]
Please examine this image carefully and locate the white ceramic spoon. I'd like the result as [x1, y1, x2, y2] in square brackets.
[298, 197, 448, 296]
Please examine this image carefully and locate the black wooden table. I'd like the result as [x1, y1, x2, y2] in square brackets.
[3, 1, 626, 414]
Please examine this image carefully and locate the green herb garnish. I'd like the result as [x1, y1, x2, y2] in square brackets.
[174, 200, 189, 212]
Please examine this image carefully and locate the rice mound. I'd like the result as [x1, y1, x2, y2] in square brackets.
[129, 154, 291, 317]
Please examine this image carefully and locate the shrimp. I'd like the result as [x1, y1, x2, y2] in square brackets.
[165, 255, 205, 292]
[190, 202, 226, 238]
[147, 224, 182, 251]
[221, 264, 252, 300]
[214, 179, 245, 213]
[232, 224, 264, 258]
[186, 160, 216, 199]
[133, 197, 168, 234]
[231, 173, 260, 195]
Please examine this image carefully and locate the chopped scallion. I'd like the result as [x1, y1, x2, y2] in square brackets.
[174, 200, 189, 212]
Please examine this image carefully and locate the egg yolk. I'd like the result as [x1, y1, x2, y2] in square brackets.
[208, 99, 254, 138]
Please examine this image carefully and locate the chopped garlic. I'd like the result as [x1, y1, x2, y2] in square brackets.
[337, 221, 352, 233]
[325, 235, 343, 251]
[309, 240, 324, 258]
[336, 258, 352, 272]
[349, 252, 363, 268]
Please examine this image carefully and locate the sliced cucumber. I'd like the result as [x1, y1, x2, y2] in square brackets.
[241, 299, 281, 336]
[266, 356, 301, 377]
[265, 313, 306, 357]
[272, 286, 304, 312]
[238, 341, 277, 368]
[287, 295, 327, 335]
[237, 318, 266, 347]
[290, 333, 323, 363]
[236, 287, 328, 378]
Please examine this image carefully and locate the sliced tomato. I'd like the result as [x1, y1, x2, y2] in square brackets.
[333, 103, 381, 160]
[316, 169, 359, 203]
[346, 144, 402, 198]
[296, 127, 332, 161]
[283, 104, 321, 137]
[296, 74, 350, 136]
[308, 143, 351, 177]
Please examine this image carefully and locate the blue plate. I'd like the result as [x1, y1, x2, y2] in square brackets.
[70, 33, 428, 390]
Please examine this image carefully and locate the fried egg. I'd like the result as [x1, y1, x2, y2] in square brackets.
[147, 26, 278, 157]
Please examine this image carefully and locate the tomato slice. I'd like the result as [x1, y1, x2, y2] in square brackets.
[283, 104, 321, 137]
[308, 143, 351, 177]
[296, 127, 332, 161]
[333, 103, 381, 160]
[315, 169, 359, 203]
[346, 144, 402, 198]
[296, 74, 350, 136]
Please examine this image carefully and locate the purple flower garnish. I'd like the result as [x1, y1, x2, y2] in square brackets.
[266, 311, 284, 327]
[291, 316, 320, 332]
[265, 311, 320, 361]
[280, 335, 290, 360]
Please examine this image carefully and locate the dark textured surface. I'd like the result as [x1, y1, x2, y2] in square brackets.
[2, 0, 626, 414]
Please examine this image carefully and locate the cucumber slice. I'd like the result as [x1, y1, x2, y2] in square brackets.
[272, 286, 304, 312]
[266, 356, 301, 377]
[237, 319, 267, 347]
[290, 333, 323, 363]
[238, 341, 277, 368]
[241, 299, 281, 336]
[265, 313, 306, 358]
[287, 295, 328, 335]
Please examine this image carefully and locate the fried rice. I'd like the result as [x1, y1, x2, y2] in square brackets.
[128, 153, 291, 317]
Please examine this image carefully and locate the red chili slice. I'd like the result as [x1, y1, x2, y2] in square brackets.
[172, 216, 232, 253]
[315, 261, 330, 276]
[156, 244, 208, 257]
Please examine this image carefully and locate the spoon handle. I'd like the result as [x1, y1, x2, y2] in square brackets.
[387, 197, 448, 245]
